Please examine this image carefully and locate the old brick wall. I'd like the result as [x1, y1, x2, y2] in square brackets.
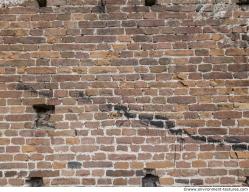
[0, 0, 249, 186]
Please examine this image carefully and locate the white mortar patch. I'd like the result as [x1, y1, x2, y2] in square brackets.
[0, 0, 27, 7]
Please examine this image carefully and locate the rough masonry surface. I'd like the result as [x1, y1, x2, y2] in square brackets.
[0, 0, 249, 187]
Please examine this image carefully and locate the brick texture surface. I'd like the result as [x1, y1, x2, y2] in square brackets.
[0, 0, 249, 187]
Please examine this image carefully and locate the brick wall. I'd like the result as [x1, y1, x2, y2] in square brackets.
[0, 0, 249, 186]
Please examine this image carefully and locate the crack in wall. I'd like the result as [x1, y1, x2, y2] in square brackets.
[107, 104, 248, 151]
[16, 81, 249, 151]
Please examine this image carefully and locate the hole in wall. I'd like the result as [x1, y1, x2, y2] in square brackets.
[96, 0, 106, 13]
[145, 0, 157, 6]
[26, 177, 44, 187]
[237, 0, 249, 5]
[37, 0, 47, 7]
[142, 169, 159, 187]
[245, 176, 249, 186]
[33, 104, 55, 129]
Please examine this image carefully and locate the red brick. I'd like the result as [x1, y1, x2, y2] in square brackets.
[213, 111, 242, 119]
[51, 178, 80, 185]
[199, 169, 227, 176]
[25, 67, 56, 74]
[198, 128, 227, 135]
[29, 170, 59, 177]
[5, 114, 33, 121]
[189, 104, 217, 111]
[0, 91, 22, 98]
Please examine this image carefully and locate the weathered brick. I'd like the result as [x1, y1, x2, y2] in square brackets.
[189, 104, 217, 111]
[51, 178, 80, 185]
[0, 91, 22, 98]
[0, 163, 27, 170]
[168, 96, 196, 104]
[25, 67, 56, 74]
[199, 169, 227, 176]
[29, 170, 59, 177]
[146, 161, 174, 169]
[68, 161, 82, 169]
[106, 170, 134, 177]
[213, 111, 242, 119]
[198, 128, 227, 135]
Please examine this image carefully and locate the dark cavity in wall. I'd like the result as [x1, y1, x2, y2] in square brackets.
[142, 169, 159, 187]
[145, 0, 157, 6]
[26, 177, 44, 187]
[33, 104, 55, 129]
[37, 0, 47, 7]
[96, 0, 106, 13]
[237, 0, 249, 5]
[245, 176, 249, 186]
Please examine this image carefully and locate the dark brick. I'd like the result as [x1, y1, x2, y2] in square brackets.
[150, 121, 164, 128]
[68, 161, 82, 169]
[232, 144, 247, 151]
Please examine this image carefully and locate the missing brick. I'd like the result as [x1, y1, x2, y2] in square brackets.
[142, 169, 159, 187]
[26, 177, 44, 187]
[245, 176, 249, 186]
[145, 0, 156, 6]
[37, 0, 47, 7]
[33, 104, 55, 129]
[96, 0, 106, 13]
[237, 0, 249, 5]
